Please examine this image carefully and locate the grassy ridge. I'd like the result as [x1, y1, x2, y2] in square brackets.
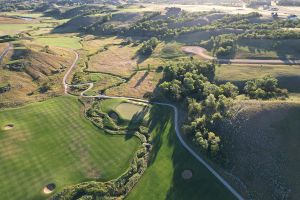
[127, 105, 235, 200]
[0, 96, 140, 200]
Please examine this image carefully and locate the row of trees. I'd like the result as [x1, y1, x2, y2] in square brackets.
[159, 61, 239, 156]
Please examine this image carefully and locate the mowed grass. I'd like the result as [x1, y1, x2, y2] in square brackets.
[215, 64, 300, 92]
[115, 103, 147, 120]
[34, 36, 82, 49]
[0, 96, 140, 200]
[127, 105, 235, 200]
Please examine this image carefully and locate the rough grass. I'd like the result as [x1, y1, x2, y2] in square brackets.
[220, 101, 300, 200]
[80, 72, 125, 95]
[0, 96, 140, 200]
[158, 42, 185, 59]
[235, 39, 300, 60]
[82, 36, 123, 55]
[215, 64, 300, 92]
[88, 45, 139, 77]
[106, 71, 163, 99]
[33, 35, 82, 49]
[127, 105, 235, 200]
[0, 42, 75, 107]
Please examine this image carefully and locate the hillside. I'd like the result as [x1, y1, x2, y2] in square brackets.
[220, 100, 300, 200]
[0, 41, 74, 107]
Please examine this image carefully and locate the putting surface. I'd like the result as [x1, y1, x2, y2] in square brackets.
[0, 96, 140, 200]
[115, 103, 147, 120]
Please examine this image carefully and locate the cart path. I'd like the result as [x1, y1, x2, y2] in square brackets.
[182, 46, 300, 65]
[63, 50, 244, 200]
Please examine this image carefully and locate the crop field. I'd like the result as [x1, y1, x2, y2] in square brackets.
[0, 96, 140, 200]
[33, 36, 82, 49]
[106, 71, 163, 99]
[127, 105, 235, 200]
[220, 101, 300, 200]
[215, 64, 300, 92]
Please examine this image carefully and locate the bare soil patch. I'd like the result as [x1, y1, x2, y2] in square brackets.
[2, 124, 14, 130]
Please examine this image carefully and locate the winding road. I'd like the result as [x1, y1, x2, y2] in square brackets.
[182, 46, 300, 65]
[63, 50, 244, 200]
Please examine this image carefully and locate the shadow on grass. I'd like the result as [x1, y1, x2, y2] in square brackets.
[125, 107, 149, 140]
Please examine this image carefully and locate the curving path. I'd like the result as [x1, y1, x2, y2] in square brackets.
[0, 42, 13, 63]
[63, 51, 79, 94]
[63, 50, 244, 200]
[182, 46, 300, 65]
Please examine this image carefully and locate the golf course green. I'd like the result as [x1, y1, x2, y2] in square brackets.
[0, 96, 140, 200]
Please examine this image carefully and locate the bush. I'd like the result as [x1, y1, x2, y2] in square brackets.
[244, 75, 288, 99]
[138, 37, 159, 56]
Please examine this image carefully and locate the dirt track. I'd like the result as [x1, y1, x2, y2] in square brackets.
[182, 46, 300, 65]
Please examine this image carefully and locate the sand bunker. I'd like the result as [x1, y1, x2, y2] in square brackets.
[182, 170, 193, 180]
[2, 124, 14, 130]
[43, 183, 56, 194]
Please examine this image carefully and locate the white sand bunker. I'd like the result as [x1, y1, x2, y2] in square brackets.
[43, 183, 56, 194]
[3, 124, 14, 130]
[182, 170, 193, 180]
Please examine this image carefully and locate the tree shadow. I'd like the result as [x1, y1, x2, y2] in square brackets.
[134, 72, 149, 88]
[125, 107, 149, 140]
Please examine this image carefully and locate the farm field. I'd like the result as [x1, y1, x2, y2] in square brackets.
[127, 105, 235, 200]
[0, 96, 140, 200]
[220, 101, 300, 200]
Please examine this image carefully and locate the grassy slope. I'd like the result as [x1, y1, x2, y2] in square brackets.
[219, 101, 300, 200]
[235, 39, 300, 60]
[274, 108, 300, 200]
[215, 64, 300, 92]
[0, 96, 140, 200]
[127, 105, 235, 200]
